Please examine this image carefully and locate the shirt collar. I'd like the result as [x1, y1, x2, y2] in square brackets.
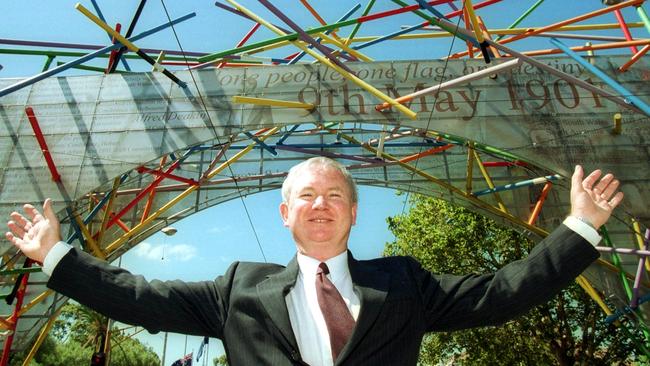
[296, 250, 350, 285]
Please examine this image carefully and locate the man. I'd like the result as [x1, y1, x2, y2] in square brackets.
[6, 157, 623, 365]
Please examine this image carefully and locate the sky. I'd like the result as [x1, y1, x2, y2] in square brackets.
[1, 0, 647, 364]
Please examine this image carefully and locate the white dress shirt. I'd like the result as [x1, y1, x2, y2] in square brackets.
[285, 251, 360, 366]
[42, 218, 600, 366]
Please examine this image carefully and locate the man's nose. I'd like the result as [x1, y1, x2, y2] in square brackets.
[312, 195, 328, 209]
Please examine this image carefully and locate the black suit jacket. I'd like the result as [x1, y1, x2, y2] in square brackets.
[47, 225, 599, 365]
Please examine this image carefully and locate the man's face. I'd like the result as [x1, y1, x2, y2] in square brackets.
[279, 165, 357, 259]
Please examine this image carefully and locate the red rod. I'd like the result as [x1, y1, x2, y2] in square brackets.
[0, 260, 32, 366]
[136, 166, 199, 186]
[219, 23, 261, 69]
[106, 23, 122, 73]
[25, 107, 61, 182]
[613, 9, 639, 54]
[107, 158, 185, 228]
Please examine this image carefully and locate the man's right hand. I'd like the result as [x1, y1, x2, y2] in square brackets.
[5, 198, 62, 263]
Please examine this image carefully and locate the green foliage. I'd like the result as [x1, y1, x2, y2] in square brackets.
[384, 195, 638, 365]
[12, 303, 160, 366]
[213, 354, 229, 365]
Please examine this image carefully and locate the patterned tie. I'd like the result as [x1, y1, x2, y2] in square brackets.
[315, 262, 356, 361]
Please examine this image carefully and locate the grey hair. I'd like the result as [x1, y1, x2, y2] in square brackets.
[281, 157, 358, 203]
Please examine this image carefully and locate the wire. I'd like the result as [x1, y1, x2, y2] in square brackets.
[158, 0, 267, 262]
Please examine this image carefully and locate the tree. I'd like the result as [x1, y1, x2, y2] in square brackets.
[13, 303, 160, 366]
[384, 194, 639, 365]
[213, 354, 229, 365]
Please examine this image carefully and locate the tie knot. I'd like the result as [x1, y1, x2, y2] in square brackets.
[317, 262, 330, 275]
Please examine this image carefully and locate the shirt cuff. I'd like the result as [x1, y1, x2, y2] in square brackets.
[42, 241, 73, 277]
[563, 216, 602, 247]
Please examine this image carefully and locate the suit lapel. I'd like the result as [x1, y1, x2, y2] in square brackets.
[337, 252, 390, 365]
[256, 256, 301, 359]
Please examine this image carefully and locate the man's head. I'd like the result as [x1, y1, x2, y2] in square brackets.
[280, 157, 358, 261]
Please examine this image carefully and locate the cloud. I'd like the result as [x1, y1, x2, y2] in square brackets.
[134, 242, 197, 262]
[208, 225, 230, 234]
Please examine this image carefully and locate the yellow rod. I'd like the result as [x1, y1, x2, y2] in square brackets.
[332, 128, 546, 237]
[317, 32, 374, 62]
[225, 0, 417, 120]
[463, 0, 486, 44]
[0, 317, 13, 330]
[76, 3, 141, 53]
[632, 218, 650, 272]
[472, 150, 508, 213]
[334, 22, 646, 43]
[576, 275, 615, 316]
[233, 96, 314, 109]
[17, 290, 53, 318]
[153, 51, 165, 72]
[21, 306, 64, 366]
[73, 213, 106, 259]
[97, 176, 122, 247]
[613, 113, 622, 134]
[105, 127, 280, 255]
[466, 142, 475, 194]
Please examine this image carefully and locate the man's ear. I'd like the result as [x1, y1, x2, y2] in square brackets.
[279, 202, 290, 227]
[351, 203, 358, 226]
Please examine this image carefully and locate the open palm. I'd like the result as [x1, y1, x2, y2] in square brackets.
[570, 165, 624, 230]
[5, 198, 61, 263]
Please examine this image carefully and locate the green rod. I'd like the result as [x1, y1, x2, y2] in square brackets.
[600, 226, 634, 299]
[637, 5, 650, 35]
[494, 0, 545, 41]
[0, 267, 42, 276]
[41, 55, 55, 72]
[0, 48, 196, 62]
[197, 19, 357, 63]
[390, 0, 479, 46]
[346, 0, 376, 43]
[56, 61, 129, 74]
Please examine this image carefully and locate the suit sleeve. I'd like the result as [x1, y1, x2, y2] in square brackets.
[408, 224, 600, 332]
[47, 248, 237, 338]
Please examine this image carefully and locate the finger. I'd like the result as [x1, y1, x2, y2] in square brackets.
[600, 179, 620, 200]
[23, 203, 44, 223]
[7, 221, 26, 239]
[608, 191, 625, 209]
[593, 173, 614, 194]
[582, 169, 602, 191]
[9, 212, 29, 228]
[571, 165, 584, 194]
[42, 198, 58, 224]
[5, 232, 25, 247]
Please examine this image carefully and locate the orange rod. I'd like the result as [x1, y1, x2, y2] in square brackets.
[300, 0, 340, 39]
[477, 16, 501, 58]
[619, 43, 650, 72]
[449, 0, 644, 59]
[399, 144, 454, 164]
[141, 156, 167, 223]
[527, 181, 552, 226]
[511, 39, 650, 57]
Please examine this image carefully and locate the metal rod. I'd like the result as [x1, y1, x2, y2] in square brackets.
[0, 12, 195, 98]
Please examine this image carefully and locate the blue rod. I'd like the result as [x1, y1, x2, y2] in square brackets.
[0, 12, 196, 98]
[472, 174, 560, 197]
[244, 132, 277, 155]
[277, 125, 301, 145]
[415, 0, 449, 20]
[288, 3, 361, 65]
[550, 38, 650, 117]
[91, 0, 131, 71]
[66, 174, 129, 243]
